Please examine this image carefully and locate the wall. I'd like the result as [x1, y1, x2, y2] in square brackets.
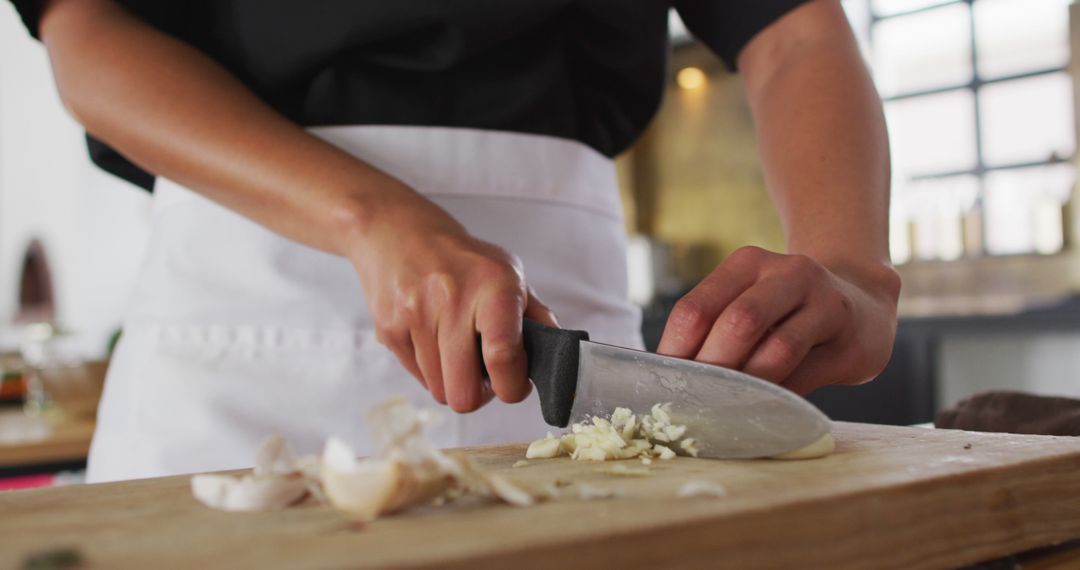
[938, 332, 1080, 407]
[631, 41, 1080, 416]
[0, 4, 152, 355]
[620, 45, 786, 282]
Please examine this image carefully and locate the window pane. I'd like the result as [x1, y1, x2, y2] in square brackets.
[974, 0, 1070, 79]
[894, 176, 978, 261]
[979, 73, 1075, 166]
[885, 90, 978, 177]
[842, 0, 873, 62]
[889, 210, 913, 264]
[872, 0, 956, 17]
[872, 4, 972, 96]
[984, 164, 1075, 255]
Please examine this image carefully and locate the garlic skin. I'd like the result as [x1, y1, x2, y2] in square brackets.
[191, 473, 308, 512]
[320, 437, 453, 521]
[190, 435, 310, 512]
[193, 398, 538, 520]
[320, 398, 535, 520]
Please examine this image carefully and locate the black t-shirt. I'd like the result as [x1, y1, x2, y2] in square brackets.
[10, 0, 808, 191]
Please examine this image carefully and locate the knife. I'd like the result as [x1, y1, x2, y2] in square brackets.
[520, 319, 831, 459]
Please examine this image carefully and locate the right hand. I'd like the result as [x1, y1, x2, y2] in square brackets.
[343, 183, 558, 413]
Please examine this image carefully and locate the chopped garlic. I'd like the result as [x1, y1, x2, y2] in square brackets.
[525, 403, 695, 463]
[512, 460, 529, 468]
[525, 433, 561, 459]
[676, 480, 727, 498]
[641, 403, 676, 442]
[654, 444, 676, 460]
[640, 457, 653, 466]
[610, 407, 638, 440]
[679, 438, 700, 458]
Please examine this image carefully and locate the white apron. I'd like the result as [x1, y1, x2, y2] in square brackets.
[86, 126, 642, 483]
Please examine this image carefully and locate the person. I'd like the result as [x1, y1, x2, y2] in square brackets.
[9, 0, 900, 482]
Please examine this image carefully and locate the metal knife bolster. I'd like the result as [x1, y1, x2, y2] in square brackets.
[568, 341, 832, 459]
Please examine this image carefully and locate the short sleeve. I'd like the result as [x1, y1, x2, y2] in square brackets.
[673, 0, 814, 71]
[7, 0, 44, 39]
[87, 135, 156, 192]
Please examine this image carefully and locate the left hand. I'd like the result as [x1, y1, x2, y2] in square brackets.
[656, 246, 900, 395]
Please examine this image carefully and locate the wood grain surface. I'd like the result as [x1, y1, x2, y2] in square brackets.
[3, 422, 1080, 570]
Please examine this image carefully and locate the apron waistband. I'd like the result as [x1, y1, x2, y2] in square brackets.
[154, 126, 625, 222]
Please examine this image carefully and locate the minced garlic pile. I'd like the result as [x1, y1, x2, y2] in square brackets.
[526, 403, 699, 462]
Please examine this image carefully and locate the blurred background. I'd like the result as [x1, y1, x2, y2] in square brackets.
[0, 0, 1077, 483]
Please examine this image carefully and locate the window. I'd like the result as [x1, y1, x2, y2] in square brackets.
[845, 0, 1076, 263]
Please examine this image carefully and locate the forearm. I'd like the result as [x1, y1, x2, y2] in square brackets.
[739, 0, 893, 283]
[39, 0, 439, 256]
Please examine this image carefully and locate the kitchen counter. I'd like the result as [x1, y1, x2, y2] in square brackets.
[3, 422, 1080, 569]
[0, 410, 94, 472]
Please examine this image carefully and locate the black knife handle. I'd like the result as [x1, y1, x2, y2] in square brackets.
[522, 319, 589, 428]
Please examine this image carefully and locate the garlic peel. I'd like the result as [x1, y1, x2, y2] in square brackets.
[676, 480, 727, 498]
[191, 473, 307, 512]
[193, 398, 543, 520]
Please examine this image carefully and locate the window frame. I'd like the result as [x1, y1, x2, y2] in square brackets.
[864, 0, 1075, 259]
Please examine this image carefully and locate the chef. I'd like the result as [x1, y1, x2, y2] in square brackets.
[9, 0, 900, 482]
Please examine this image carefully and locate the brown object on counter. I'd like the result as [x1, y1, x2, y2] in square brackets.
[3, 422, 1080, 569]
[936, 391, 1080, 436]
[32, 359, 109, 422]
[0, 411, 95, 469]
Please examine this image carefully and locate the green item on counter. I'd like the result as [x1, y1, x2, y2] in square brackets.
[106, 329, 122, 357]
[22, 547, 83, 570]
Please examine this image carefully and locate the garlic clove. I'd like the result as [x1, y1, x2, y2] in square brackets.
[321, 457, 410, 521]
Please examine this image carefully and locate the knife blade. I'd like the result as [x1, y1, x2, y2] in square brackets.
[521, 319, 831, 459]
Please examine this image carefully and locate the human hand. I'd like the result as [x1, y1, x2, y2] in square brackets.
[344, 185, 558, 413]
[657, 246, 900, 395]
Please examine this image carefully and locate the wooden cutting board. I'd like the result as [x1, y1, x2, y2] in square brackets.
[3, 422, 1080, 570]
